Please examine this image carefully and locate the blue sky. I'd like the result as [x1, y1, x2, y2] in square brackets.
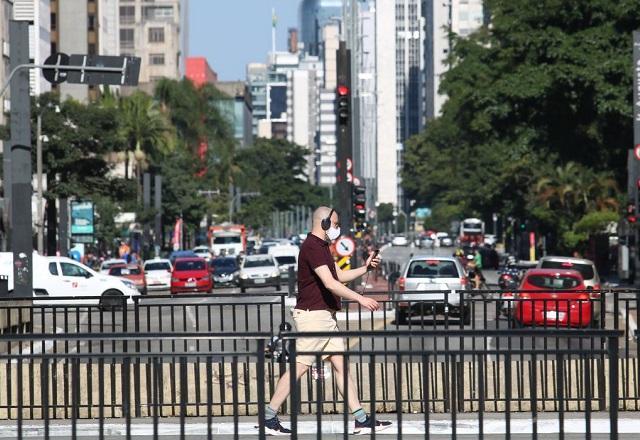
[189, 0, 300, 81]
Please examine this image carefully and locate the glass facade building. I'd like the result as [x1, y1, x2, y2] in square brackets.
[299, 0, 342, 56]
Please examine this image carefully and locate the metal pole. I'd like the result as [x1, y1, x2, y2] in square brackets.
[154, 175, 162, 255]
[59, 198, 69, 256]
[9, 21, 33, 297]
[36, 114, 44, 254]
[143, 173, 151, 258]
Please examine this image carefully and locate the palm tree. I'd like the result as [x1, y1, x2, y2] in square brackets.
[119, 91, 173, 180]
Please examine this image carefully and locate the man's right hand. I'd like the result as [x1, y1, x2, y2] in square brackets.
[358, 296, 380, 311]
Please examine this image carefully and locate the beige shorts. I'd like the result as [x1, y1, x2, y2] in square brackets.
[291, 309, 345, 366]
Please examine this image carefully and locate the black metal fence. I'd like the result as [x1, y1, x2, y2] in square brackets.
[0, 329, 624, 439]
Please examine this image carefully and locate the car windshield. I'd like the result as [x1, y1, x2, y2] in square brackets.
[527, 275, 581, 289]
[175, 260, 206, 271]
[407, 260, 459, 278]
[214, 236, 241, 244]
[212, 259, 237, 269]
[110, 266, 141, 275]
[275, 256, 296, 265]
[145, 262, 171, 271]
[540, 261, 595, 280]
[244, 258, 274, 268]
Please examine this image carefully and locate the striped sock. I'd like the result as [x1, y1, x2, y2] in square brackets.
[265, 405, 278, 420]
[353, 408, 367, 423]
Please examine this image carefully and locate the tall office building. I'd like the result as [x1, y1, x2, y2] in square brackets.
[423, 0, 485, 120]
[299, 0, 342, 56]
[50, 0, 97, 101]
[118, 0, 189, 93]
[375, 0, 398, 205]
[214, 81, 253, 149]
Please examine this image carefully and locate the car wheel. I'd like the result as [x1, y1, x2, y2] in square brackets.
[395, 308, 407, 325]
[100, 289, 124, 310]
[240, 286, 246, 293]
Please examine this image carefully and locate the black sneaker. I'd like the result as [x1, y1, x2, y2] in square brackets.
[354, 416, 392, 435]
[263, 416, 291, 436]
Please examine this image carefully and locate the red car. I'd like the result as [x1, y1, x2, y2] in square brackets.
[170, 257, 213, 294]
[512, 269, 595, 328]
[108, 264, 147, 295]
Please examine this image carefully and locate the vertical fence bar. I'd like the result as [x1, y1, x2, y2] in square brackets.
[206, 356, 213, 440]
[423, 353, 430, 440]
[608, 335, 619, 439]
[17, 353, 23, 440]
[505, 351, 511, 440]
[257, 340, 267, 440]
[153, 357, 160, 440]
[98, 358, 105, 440]
[232, 356, 239, 440]
[289, 340, 298, 438]
[180, 356, 187, 440]
[557, 352, 564, 440]
[585, 352, 592, 440]
[315, 354, 322, 440]
[123, 357, 131, 440]
[72, 358, 80, 440]
[42, 358, 50, 440]
[395, 352, 402, 439]
[478, 352, 484, 439]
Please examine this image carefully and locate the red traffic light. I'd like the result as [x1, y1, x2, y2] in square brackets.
[337, 85, 349, 96]
[628, 215, 637, 224]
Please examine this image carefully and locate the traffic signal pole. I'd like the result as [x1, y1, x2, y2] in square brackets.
[632, 31, 640, 284]
[336, 41, 353, 235]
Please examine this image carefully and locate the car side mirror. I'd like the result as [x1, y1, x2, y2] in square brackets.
[84, 272, 92, 278]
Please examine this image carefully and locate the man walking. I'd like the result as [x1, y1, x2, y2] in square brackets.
[263, 206, 392, 435]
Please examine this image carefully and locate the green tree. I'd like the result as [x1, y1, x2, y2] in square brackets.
[234, 138, 329, 230]
[402, 0, 638, 250]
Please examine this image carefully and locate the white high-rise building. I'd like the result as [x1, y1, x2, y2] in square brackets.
[118, 0, 189, 92]
[375, 0, 398, 205]
[13, 0, 51, 96]
[423, 0, 485, 120]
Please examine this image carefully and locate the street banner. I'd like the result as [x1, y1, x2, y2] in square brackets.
[70, 201, 94, 235]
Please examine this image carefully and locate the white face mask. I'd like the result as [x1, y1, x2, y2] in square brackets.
[326, 226, 341, 241]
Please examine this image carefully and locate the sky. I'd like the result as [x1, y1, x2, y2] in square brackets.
[189, 0, 300, 81]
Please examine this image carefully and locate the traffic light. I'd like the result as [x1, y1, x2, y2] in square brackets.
[337, 85, 350, 126]
[627, 203, 637, 224]
[353, 185, 366, 231]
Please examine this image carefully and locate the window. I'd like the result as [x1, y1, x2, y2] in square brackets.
[274, 256, 296, 266]
[243, 257, 275, 268]
[213, 236, 241, 245]
[148, 27, 165, 43]
[60, 263, 91, 278]
[149, 53, 165, 65]
[109, 266, 141, 276]
[526, 275, 581, 290]
[120, 28, 134, 48]
[48, 263, 58, 276]
[407, 260, 459, 278]
[88, 14, 96, 31]
[144, 261, 171, 271]
[120, 6, 135, 25]
[143, 6, 174, 20]
[540, 261, 595, 281]
[175, 260, 206, 271]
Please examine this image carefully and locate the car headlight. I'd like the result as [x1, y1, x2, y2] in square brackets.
[240, 273, 249, 279]
[271, 271, 280, 278]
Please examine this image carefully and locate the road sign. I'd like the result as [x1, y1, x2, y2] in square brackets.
[68, 54, 141, 86]
[336, 236, 355, 257]
[635, 144, 640, 160]
[42, 53, 70, 84]
[346, 158, 353, 171]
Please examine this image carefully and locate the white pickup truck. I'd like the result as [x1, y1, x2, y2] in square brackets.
[0, 252, 141, 306]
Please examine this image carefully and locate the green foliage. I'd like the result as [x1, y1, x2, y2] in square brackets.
[376, 203, 394, 223]
[234, 138, 329, 229]
[402, 0, 636, 249]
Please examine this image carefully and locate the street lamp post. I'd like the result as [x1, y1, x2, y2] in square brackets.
[36, 114, 43, 254]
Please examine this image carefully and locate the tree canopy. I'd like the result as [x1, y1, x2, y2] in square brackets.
[402, 0, 640, 251]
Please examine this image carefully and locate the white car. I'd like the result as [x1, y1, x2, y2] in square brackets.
[484, 234, 497, 246]
[436, 232, 453, 247]
[392, 236, 409, 246]
[99, 258, 127, 274]
[143, 258, 173, 291]
[193, 246, 212, 261]
[0, 253, 140, 306]
[238, 255, 281, 293]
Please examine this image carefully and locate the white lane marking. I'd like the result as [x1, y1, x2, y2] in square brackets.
[1, 418, 639, 436]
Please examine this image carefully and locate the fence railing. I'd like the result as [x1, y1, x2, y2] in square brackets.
[0, 329, 624, 439]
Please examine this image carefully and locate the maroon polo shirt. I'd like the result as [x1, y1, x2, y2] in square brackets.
[296, 233, 341, 311]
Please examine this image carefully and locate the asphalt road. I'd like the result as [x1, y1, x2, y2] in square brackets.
[13, 243, 637, 358]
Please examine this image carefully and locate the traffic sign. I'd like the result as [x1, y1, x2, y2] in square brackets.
[346, 158, 353, 171]
[43, 53, 70, 84]
[335, 236, 355, 257]
[635, 144, 640, 160]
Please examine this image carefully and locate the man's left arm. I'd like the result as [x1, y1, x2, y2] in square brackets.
[335, 251, 381, 283]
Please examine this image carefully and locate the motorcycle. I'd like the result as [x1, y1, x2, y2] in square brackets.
[497, 266, 521, 316]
